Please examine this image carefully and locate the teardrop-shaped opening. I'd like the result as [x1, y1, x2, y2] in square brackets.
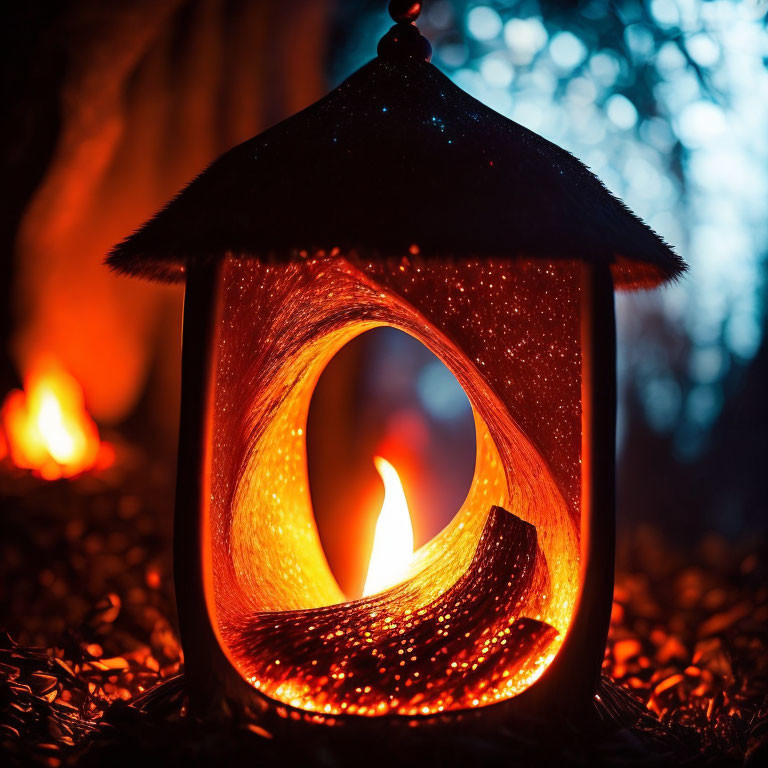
[307, 327, 476, 599]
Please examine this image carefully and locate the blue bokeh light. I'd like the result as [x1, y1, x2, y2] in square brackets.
[441, 0, 768, 459]
[416, 360, 472, 422]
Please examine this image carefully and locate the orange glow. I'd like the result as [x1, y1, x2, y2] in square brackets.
[363, 457, 414, 597]
[0, 360, 112, 480]
[209, 256, 582, 717]
[12, 3, 330, 428]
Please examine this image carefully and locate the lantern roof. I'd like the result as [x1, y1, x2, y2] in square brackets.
[107, 56, 686, 289]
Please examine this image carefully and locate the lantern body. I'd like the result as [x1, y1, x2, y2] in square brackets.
[109, 52, 681, 728]
[173, 252, 615, 722]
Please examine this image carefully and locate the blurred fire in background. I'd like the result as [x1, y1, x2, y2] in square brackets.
[0, 0, 766, 764]
[0, 358, 113, 480]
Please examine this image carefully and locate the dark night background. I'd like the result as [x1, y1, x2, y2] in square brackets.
[1, 1, 767, 765]
[2, 0, 767, 560]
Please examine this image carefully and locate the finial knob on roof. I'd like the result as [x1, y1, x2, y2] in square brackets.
[379, 1, 432, 61]
[388, 1, 422, 23]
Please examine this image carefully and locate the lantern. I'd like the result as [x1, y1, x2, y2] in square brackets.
[108, 2, 685, 729]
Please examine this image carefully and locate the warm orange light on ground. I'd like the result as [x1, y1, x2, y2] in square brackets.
[0, 360, 113, 480]
[363, 457, 414, 598]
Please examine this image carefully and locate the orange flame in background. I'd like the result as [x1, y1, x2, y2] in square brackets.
[0, 360, 113, 480]
[11, 1, 331, 432]
[362, 457, 415, 597]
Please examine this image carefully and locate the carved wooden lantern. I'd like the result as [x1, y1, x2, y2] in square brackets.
[109, 2, 684, 730]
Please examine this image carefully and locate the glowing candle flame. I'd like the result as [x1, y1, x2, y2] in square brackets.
[0, 360, 112, 480]
[362, 457, 414, 597]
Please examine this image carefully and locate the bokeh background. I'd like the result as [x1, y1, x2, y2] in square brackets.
[316, 0, 768, 593]
[2, 0, 767, 598]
